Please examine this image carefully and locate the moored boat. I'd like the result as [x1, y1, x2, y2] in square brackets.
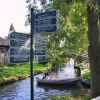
[36, 77, 81, 86]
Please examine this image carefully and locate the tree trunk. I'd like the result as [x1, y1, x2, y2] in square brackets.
[87, 1, 100, 98]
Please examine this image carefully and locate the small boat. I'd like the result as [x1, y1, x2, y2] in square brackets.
[36, 77, 81, 86]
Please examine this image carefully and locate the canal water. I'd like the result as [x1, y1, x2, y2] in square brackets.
[0, 60, 83, 100]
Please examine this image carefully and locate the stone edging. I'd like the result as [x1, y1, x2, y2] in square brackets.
[0, 76, 29, 86]
[0, 70, 45, 86]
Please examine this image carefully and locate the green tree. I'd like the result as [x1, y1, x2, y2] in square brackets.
[25, 0, 52, 26]
[46, 2, 88, 67]
[51, 0, 100, 98]
[26, 0, 100, 98]
[87, 0, 100, 98]
[26, 0, 88, 66]
[9, 23, 15, 32]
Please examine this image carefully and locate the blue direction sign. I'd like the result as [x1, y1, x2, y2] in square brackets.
[10, 48, 30, 55]
[35, 17, 56, 26]
[10, 40, 27, 47]
[35, 43, 45, 47]
[33, 10, 57, 34]
[10, 56, 29, 63]
[35, 10, 56, 20]
[35, 25, 57, 34]
[35, 49, 45, 55]
[34, 35, 47, 62]
[10, 32, 29, 40]
[34, 55, 46, 62]
[38, 55, 46, 62]
[35, 38, 46, 44]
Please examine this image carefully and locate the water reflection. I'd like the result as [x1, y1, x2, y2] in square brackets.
[0, 79, 30, 100]
[58, 62, 76, 79]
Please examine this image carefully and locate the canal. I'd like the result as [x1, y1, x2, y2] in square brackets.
[0, 60, 85, 100]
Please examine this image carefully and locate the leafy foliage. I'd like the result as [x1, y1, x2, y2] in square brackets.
[26, 0, 89, 66]
[25, 0, 52, 26]
[45, 1, 89, 66]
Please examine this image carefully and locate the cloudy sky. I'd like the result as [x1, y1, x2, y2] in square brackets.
[0, 0, 27, 38]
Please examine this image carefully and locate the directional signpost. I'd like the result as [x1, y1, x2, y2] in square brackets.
[30, 9, 57, 100]
[9, 32, 30, 64]
[34, 35, 46, 62]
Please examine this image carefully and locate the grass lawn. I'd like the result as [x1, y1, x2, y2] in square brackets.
[0, 63, 51, 81]
[50, 89, 91, 100]
[81, 68, 91, 83]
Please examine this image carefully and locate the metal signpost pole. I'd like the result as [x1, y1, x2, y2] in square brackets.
[30, 8, 34, 100]
[30, 9, 56, 100]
